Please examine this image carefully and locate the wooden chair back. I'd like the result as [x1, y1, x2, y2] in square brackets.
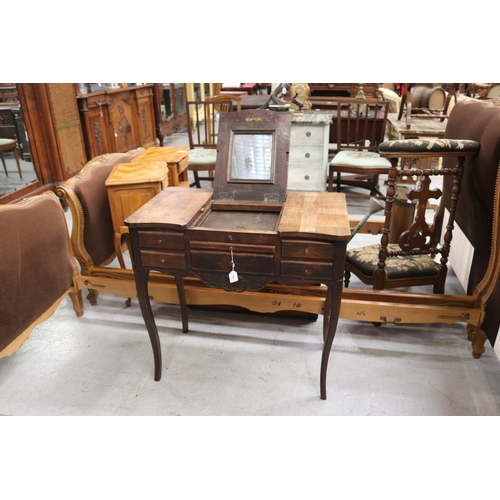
[344, 139, 480, 294]
[207, 94, 242, 111]
[334, 99, 389, 153]
[186, 99, 234, 149]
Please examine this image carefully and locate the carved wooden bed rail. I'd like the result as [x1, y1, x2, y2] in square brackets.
[54, 99, 500, 362]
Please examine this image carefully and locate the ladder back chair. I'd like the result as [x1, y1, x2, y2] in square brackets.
[186, 99, 235, 188]
[328, 99, 391, 196]
[344, 138, 480, 293]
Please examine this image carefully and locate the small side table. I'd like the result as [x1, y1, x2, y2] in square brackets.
[132, 147, 189, 187]
[105, 160, 169, 269]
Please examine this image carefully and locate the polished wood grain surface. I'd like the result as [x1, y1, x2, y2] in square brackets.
[279, 191, 350, 239]
[387, 113, 447, 138]
[125, 187, 212, 229]
[133, 147, 190, 187]
[105, 161, 169, 186]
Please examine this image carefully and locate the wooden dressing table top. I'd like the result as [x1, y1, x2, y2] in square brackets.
[126, 187, 350, 239]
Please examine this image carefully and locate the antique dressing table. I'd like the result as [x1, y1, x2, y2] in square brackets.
[125, 109, 350, 399]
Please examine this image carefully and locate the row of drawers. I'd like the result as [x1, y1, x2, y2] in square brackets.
[288, 122, 330, 191]
[136, 230, 337, 280]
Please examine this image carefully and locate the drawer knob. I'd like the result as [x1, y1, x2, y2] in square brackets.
[304, 175, 310, 180]
[304, 248, 309, 254]
[158, 239, 163, 244]
[161, 258, 165, 263]
[306, 131, 311, 137]
[305, 153, 310, 158]
[228, 235, 233, 241]
[304, 269, 311, 275]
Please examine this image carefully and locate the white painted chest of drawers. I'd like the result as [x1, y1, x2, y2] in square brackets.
[287, 111, 333, 191]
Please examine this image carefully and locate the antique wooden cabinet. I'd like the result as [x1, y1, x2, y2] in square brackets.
[77, 85, 157, 159]
[288, 111, 332, 191]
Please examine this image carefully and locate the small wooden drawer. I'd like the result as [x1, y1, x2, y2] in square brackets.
[290, 125, 324, 144]
[136, 86, 153, 97]
[85, 94, 106, 108]
[280, 260, 332, 280]
[191, 250, 274, 275]
[177, 155, 189, 173]
[137, 230, 185, 250]
[281, 240, 334, 260]
[140, 250, 187, 269]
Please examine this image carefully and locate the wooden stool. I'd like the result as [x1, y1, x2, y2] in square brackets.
[0, 138, 22, 178]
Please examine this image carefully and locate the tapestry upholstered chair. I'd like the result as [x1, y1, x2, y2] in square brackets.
[186, 99, 235, 188]
[0, 192, 83, 358]
[343, 138, 480, 293]
[328, 99, 391, 196]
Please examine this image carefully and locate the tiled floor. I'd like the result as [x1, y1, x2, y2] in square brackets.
[2, 131, 500, 416]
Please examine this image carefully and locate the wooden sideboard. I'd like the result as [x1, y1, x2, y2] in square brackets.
[309, 83, 380, 99]
[77, 85, 157, 159]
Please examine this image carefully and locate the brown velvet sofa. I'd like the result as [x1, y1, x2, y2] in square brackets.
[0, 192, 83, 358]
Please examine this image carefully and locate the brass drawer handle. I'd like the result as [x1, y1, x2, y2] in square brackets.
[161, 258, 165, 264]
[304, 248, 309, 254]
[304, 269, 311, 275]
[158, 239, 163, 244]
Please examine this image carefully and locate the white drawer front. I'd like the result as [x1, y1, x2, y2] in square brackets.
[287, 166, 326, 191]
[289, 145, 324, 165]
[290, 124, 326, 145]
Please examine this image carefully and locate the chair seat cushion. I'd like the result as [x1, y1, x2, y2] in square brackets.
[330, 151, 392, 169]
[189, 148, 217, 165]
[0, 138, 17, 149]
[346, 243, 441, 280]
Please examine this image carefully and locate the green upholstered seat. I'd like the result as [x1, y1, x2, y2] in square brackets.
[188, 148, 217, 165]
[330, 150, 392, 169]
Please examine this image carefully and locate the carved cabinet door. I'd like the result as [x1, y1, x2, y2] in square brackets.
[107, 92, 140, 153]
[135, 86, 157, 149]
[81, 104, 114, 159]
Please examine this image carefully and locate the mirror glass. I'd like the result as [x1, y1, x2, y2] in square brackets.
[229, 132, 273, 182]
[0, 84, 37, 200]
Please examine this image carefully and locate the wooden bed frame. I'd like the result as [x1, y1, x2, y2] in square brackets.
[55, 100, 500, 360]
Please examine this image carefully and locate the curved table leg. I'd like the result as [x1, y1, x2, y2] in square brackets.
[113, 232, 127, 269]
[135, 267, 162, 381]
[320, 280, 342, 400]
[175, 276, 189, 333]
